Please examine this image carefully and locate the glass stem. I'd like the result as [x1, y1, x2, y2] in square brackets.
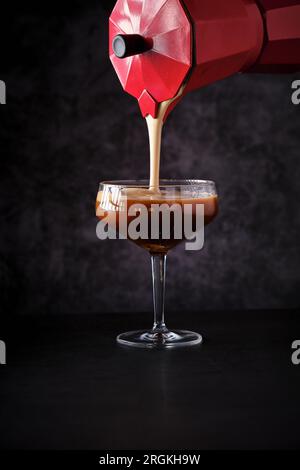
[151, 253, 167, 333]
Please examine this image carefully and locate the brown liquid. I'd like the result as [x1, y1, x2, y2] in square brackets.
[96, 191, 218, 254]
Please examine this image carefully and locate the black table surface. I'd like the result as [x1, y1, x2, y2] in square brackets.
[0, 309, 300, 450]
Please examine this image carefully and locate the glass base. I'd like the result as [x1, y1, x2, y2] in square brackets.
[116, 329, 203, 349]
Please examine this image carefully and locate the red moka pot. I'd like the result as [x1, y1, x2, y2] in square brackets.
[109, 0, 300, 118]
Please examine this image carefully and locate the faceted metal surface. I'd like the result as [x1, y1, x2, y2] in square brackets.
[109, 0, 192, 117]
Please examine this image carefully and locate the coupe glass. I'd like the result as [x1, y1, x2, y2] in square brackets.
[96, 180, 218, 348]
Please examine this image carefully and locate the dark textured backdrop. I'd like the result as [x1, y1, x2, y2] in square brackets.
[1, 1, 300, 316]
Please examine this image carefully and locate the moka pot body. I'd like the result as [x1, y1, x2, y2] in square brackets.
[109, 0, 300, 117]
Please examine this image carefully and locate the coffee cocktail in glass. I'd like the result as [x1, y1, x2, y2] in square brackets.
[96, 179, 218, 348]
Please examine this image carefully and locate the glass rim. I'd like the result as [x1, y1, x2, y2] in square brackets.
[99, 179, 217, 188]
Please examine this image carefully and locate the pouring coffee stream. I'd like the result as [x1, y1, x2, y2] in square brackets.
[146, 86, 185, 191]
